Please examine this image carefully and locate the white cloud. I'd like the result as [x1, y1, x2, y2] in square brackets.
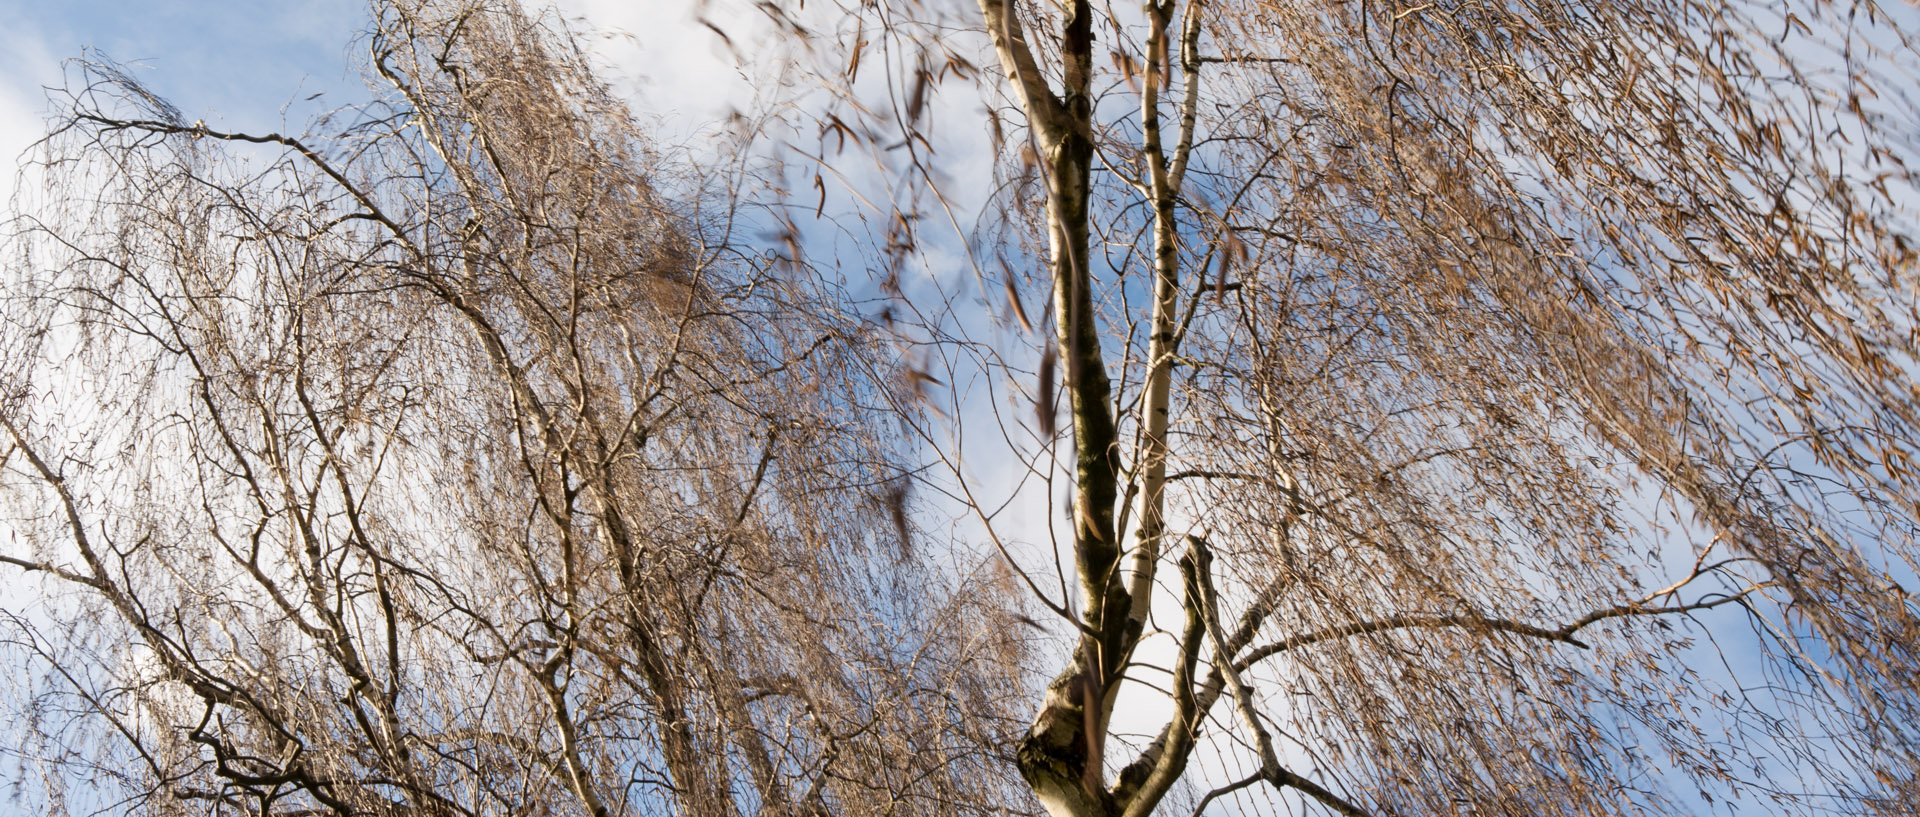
[0, 19, 61, 210]
[550, 0, 770, 144]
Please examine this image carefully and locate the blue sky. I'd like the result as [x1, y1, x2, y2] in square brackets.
[0, 1, 359, 175]
[0, 2, 1911, 815]
[0, 0, 769, 204]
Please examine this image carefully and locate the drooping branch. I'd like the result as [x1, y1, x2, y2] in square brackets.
[1236, 583, 1778, 671]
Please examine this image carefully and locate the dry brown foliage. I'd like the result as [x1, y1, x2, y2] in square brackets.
[1, 2, 1025, 816]
[4, 0, 1920, 816]
[756, 0, 1920, 815]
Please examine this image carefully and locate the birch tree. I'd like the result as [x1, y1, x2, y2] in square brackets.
[0, 3, 1026, 816]
[770, 0, 1920, 815]
[6, 0, 1920, 816]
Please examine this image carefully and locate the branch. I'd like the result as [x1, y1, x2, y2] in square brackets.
[1194, 536, 1373, 817]
[71, 115, 412, 245]
[0, 553, 107, 589]
[1112, 542, 1209, 816]
[1196, 539, 1279, 775]
[1237, 584, 1777, 672]
[977, 0, 1067, 140]
[1164, 468, 1270, 484]
[1268, 767, 1372, 817]
[1167, 0, 1207, 192]
[1114, 565, 1293, 801]
[1197, 55, 1293, 64]
[1189, 772, 1262, 817]
[1558, 584, 1775, 637]
[1237, 613, 1583, 670]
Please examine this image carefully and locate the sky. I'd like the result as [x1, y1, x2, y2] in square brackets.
[0, 2, 1909, 816]
[0, 0, 828, 691]
[0, 0, 1258, 807]
[0, 0, 351, 188]
[0, 0, 775, 209]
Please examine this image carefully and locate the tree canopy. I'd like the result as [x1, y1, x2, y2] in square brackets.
[3, 1, 1919, 816]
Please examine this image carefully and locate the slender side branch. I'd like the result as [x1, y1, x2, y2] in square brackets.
[1237, 584, 1778, 671]
[1194, 537, 1370, 817]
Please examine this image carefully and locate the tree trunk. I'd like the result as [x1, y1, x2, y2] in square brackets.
[977, 2, 1139, 816]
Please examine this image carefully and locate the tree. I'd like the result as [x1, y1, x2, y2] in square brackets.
[761, 0, 1920, 815]
[5, 2, 1920, 817]
[1, 3, 1025, 816]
